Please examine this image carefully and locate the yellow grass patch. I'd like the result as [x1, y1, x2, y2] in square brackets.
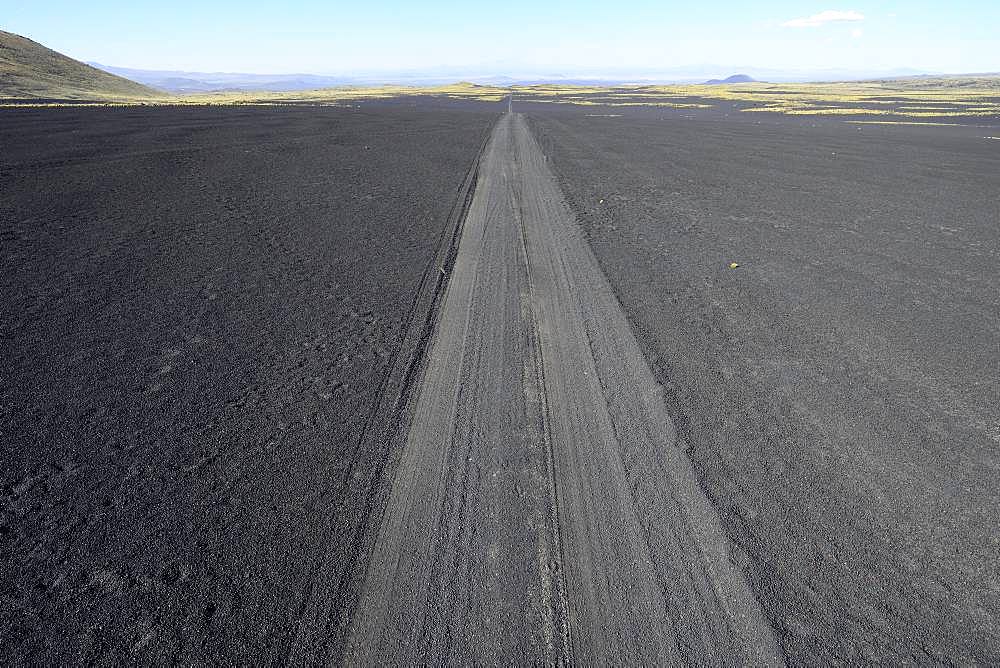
[507, 78, 1000, 118]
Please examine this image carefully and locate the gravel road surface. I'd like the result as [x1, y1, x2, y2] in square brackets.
[346, 112, 784, 664]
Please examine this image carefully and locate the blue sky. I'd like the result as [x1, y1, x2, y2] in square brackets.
[3, 1, 998, 76]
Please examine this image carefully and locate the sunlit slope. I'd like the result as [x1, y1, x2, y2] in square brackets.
[0, 30, 162, 100]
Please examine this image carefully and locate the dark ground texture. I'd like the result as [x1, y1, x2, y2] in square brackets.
[1, 102, 496, 663]
[526, 107, 1000, 664]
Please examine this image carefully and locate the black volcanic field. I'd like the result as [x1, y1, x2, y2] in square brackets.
[3, 99, 999, 663]
[525, 106, 1000, 663]
[1, 102, 497, 662]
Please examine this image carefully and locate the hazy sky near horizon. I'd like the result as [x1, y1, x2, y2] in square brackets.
[3, 1, 998, 75]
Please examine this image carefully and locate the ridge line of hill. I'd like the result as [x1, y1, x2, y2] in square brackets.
[0, 30, 163, 100]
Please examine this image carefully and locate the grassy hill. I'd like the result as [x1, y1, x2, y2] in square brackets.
[0, 30, 162, 100]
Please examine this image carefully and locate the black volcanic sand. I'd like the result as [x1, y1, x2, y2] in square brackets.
[1, 102, 496, 662]
[526, 107, 1000, 663]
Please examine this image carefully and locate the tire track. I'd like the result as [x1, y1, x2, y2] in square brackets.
[345, 112, 783, 664]
[283, 120, 495, 664]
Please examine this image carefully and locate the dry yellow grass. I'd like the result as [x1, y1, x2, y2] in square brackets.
[175, 82, 508, 105]
[4, 76, 997, 119]
[0, 82, 508, 108]
[509, 78, 1000, 117]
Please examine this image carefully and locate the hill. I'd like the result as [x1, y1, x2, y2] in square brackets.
[0, 30, 162, 100]
[704, 73, 757, 85]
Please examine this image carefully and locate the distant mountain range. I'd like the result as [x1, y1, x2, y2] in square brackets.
[87, 64, 362, 93]
[89, 63, 946, 92]
[85, 64, 583, 91]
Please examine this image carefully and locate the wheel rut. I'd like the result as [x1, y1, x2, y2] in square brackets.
[345, 112, 784, 665]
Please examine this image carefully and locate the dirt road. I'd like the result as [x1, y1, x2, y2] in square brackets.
[345, 112, 784, 664]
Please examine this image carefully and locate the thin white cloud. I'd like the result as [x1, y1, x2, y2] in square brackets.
[782, 10, 865, 28]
